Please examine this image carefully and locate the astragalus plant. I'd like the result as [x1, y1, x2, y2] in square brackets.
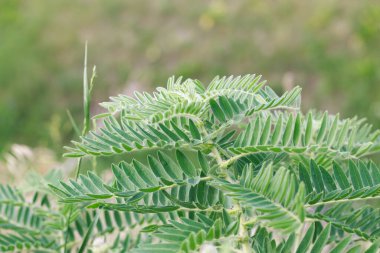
[1, 74, 380, 252]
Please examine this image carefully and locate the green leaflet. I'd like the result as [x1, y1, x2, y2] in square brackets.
[176, 150, 198, 177]
[210, 98, 226, 122]
[296, 223, 315, 253]
[310, 223, 331, 253]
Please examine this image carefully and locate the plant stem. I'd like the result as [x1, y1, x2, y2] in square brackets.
[220, 153, 244, 169]
[238, 204, 250, 253]
[293, 225, 304, 253]
[211, 145, 251, 252]
[304, 195, 380, 207]
[160, 176, 212, 190]
[63, 42, 94, 253]
[178, 206, 241, 214]
[82, 42, 90, 135]
[212, 147, 224, 166]
[243, 218, 257, 227]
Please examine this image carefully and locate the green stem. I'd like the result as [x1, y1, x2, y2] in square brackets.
[238, 205, 251, 253]
[305, 195, 380, 208]
[160, 176, 212, 190]
[63, 42, 95, 253]
[212, 147, 224, 166]
[243, 218, 257, 227]
[82, 42, 90, 136]
[293, 225, 303, 253]
[211, 145, 251, 252]
[220, 153, 244, 169]
[179, 206, 241, 214]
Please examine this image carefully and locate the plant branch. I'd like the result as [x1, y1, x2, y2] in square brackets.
[238, 205, 251, 253]
[305, 195, 380, 208]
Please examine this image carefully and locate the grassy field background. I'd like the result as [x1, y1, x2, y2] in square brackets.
[1, 0, 380, 156]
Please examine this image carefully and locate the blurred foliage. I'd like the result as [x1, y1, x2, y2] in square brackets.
[0, 0, 379, 154]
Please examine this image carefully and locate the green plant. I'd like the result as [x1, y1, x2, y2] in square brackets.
[1, 74, 380, 252]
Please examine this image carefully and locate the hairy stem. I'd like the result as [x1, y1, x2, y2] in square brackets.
[160, 176, 212, 190]
[211, 145, 251, 252]
[305, 195, 380, 207]
[238, 205, 251, 253]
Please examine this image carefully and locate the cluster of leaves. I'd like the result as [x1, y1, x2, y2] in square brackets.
[1, 74, 380, 252]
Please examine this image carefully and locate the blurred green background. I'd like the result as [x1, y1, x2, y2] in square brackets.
[1, 0, 380, 155]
